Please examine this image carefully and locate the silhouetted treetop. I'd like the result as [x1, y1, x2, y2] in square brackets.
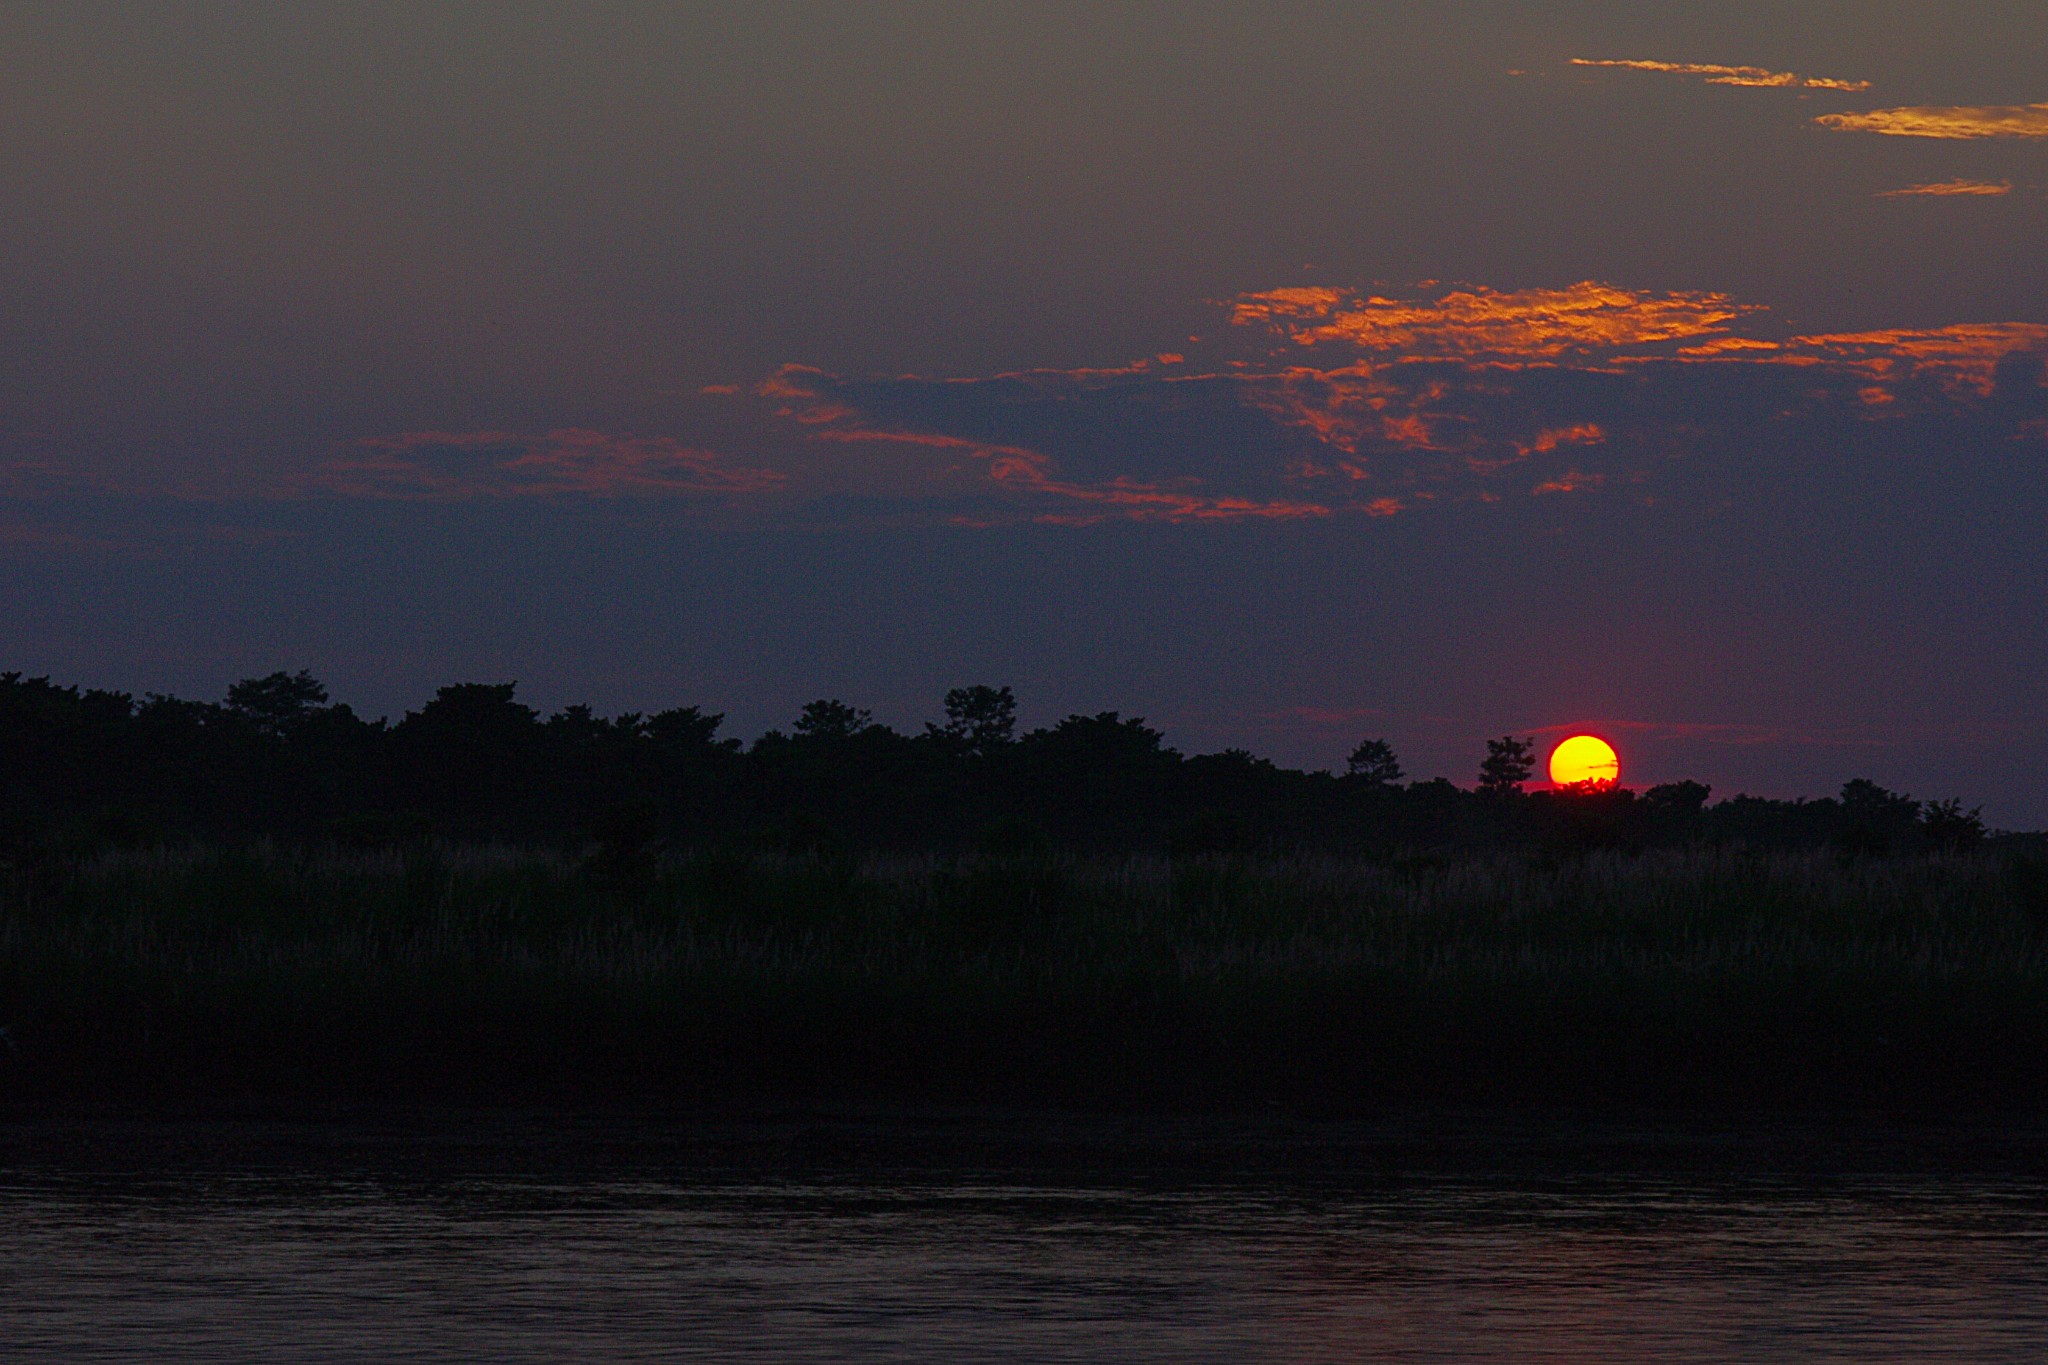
[645, 705, 733, 753]
[793, 699, 875, 741]
[936, 685, 1017, 755]
[0, 667, 2020, 855]
[402, 683, 537, 741]
[1836, 778, 1922, 855]
[225, 670, 330, 735]
[1840, 778, 1919, 823]
[1479, 735, 1537, 794]
[1027, 712, 1174, 766]
[1645, 780, 1712, 815]
[1346, 737, 1404, 786]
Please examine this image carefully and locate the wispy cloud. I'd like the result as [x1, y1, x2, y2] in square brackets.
[1876, 179, 2014, 197]
[764, 367, 1328, 525]
[1231, 285, 2045, 402]
[812, 427, 1330, 526]
[314, 429, 785, 500]
[1531, 470, 1604, 496]
[1798, 326, 2048, 396]
[744, 280, 2048, 527]
[1570, 57, 1869, 92]
[1818, 102, 2048, 139]
[1668, 324, 2048, 397]
[1231, 282, 1760, 363]
[1518, 424, 1606, 456]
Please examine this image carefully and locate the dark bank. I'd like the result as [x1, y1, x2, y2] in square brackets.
[2, 670, 2043, 1117]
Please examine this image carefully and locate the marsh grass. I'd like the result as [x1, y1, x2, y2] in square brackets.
[2, 843, 2044, 1111]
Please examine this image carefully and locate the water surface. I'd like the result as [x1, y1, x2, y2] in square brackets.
[5, 1117, 2047, 1361]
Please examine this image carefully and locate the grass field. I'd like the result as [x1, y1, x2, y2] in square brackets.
[3, 842, 2045, 1113]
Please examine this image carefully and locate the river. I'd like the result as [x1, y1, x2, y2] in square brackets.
[5, 1113, 2046, 1361]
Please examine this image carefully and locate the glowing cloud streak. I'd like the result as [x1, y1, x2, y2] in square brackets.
[1232, 282, 1760, 362]
[1784, 326, 2048, 397]
[1570, 57, 1869, 91]
[1818, 103, 2048, 139]
[1876, 179, 2014, 197]
[1668, 325, 2048, 396]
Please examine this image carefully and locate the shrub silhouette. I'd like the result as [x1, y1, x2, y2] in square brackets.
[1922, 798, 1987, 854]
[1646, 780, 1712, 815]
[1837, 778, 1922, 857]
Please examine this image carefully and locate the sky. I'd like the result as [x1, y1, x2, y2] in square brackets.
[3, 1, 2047, 820]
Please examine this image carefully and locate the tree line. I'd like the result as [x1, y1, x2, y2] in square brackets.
[0, 670, 1993, 858]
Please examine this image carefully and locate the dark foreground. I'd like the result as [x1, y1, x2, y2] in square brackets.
[7, 1111, 2048, 1362]
[4, 843, 2047, 1116]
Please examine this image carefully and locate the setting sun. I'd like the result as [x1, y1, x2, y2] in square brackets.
[1549, 734, 1620, 788]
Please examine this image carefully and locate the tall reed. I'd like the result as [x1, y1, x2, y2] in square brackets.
[2, 843, 2041, 1110]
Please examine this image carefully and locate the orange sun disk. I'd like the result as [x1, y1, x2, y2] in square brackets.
[1549, 734, 1620, 789]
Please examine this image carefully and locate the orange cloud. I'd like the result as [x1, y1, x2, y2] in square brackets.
[748, 282, 2048, 530]
[1233, 282, 1761, 363]
[1227, 286, 1347, 327]
[1875, 179, 2014, 197]
[1784, 325, 2048, 397]
[1570, 57, 1869, 91]
[1639, 320, 2048, 399]
[1672, 336, 1786, 358]
[1818, 102, 2048, 139]
[755, 365, 860, 424]
[1517, 423, 1607, 456]
[1532, 471, 1605, 496]
[1238, 364, 1460, 460]
[319, 429, 784, 500]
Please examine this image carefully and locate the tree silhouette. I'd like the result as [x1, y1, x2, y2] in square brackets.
[387, 683, 542, 835]
[1478, 735, 1536, 793]
[1029, 712, 1171, 767]
[225, 670, 328, 735]
[1018, 713, 1177, 845]
[793, 699, 873, 741]
[1345, 737, 1404, 786]
[403, 683, 536, 744]
[645, 705, 732, 754]
[0, 664, 2006, 857]
[936, 685, 1017, 755]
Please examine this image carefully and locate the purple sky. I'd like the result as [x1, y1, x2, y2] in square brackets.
[4, 2, 2048, 820]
